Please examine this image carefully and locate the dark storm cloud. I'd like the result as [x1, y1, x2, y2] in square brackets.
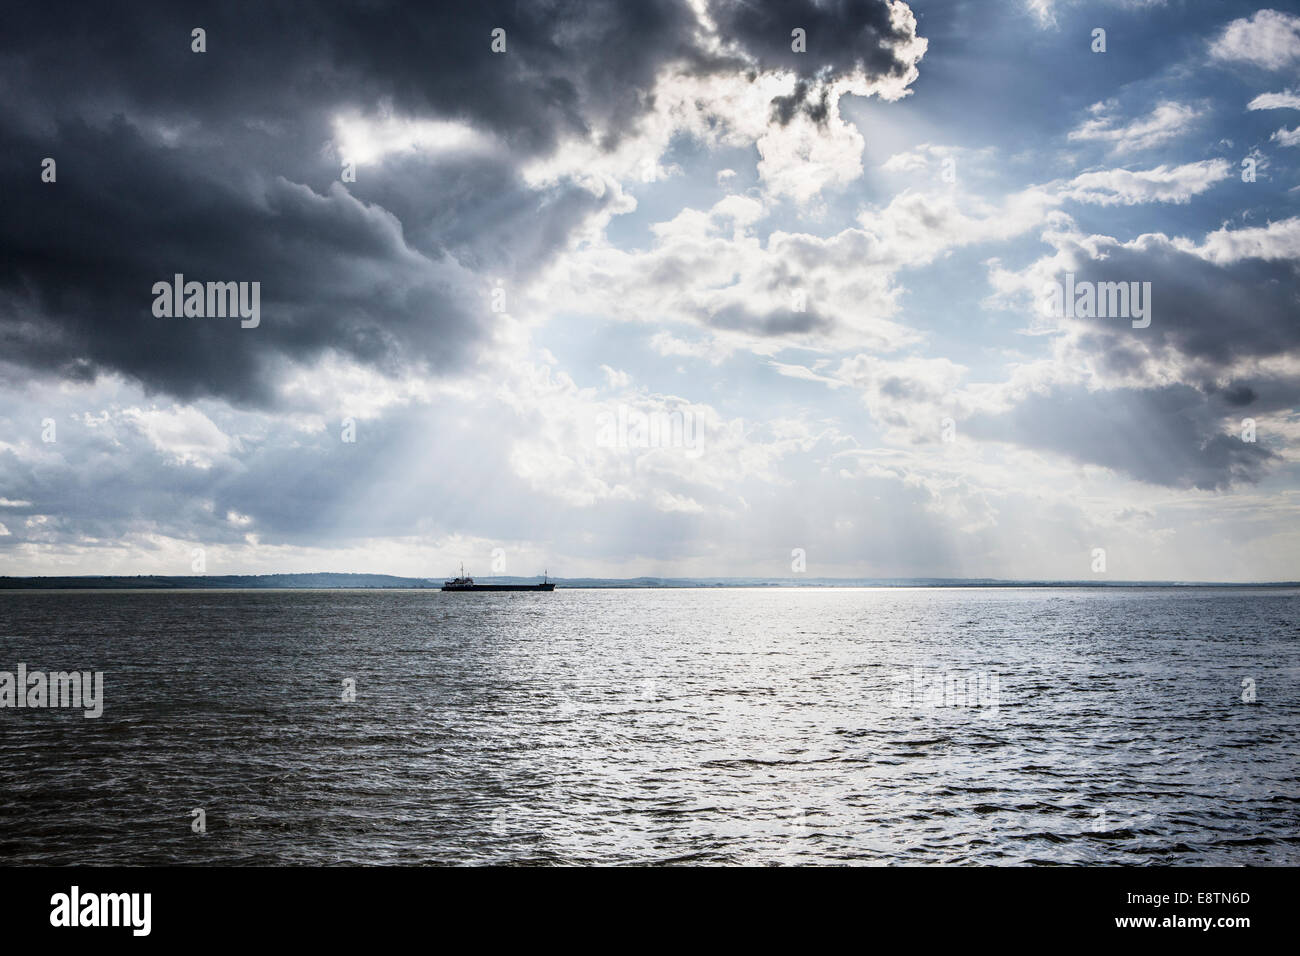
[709, 0, 918, 123]
[3, 114, 499, 406]
[350, 150, 611, 275]
[0, 1, 701, 155]
[998, 228, 1300, 488]
[1064, 236, 1300, 386]
[0, 1, 924, 406]
[1, 0, 691, 406]
[965, 384, 1277, 490]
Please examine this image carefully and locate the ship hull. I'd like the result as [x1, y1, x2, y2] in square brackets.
[441, 583, 556, 592]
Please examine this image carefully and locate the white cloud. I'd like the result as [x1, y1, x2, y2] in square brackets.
[1247, 89, 1300, 110]
[1210, 9, 1300, 70]
[1025, 0, 1057, 28]
[1271, 126, 1300, 147]
[833, 354, 971, 438]
[648, 331, 734, 363]
[880, 143, 990, 176]
[754, 91, 867, 203]
[881, 149, 930, 173]
[524, 4, 927, 204]
[535, 193, 921, 354]
[278, 353, 445, 423]
[854, 186, 1061, 264]
[1067, 101, 1201, 154]
[494, 357, 809, 512]
[769, 361, 848, 389]
[331, 112, 493, 166]
[1246, 91, 1300, 146]
[122, 405, 234, 469]
[653, 491, 704, 513]
[1059, 159, 1232, 205]
[600, 365, 631, 389]
[1193, 216, 1300, 265]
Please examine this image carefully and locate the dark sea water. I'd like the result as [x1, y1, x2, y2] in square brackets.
[0, 587, 1297, 866]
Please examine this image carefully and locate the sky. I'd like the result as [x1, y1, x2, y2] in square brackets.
[1, 0, 1298, 582]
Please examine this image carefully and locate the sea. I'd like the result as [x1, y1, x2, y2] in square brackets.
[1, 586, 1296, 865]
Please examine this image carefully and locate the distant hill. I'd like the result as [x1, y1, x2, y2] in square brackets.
[0, 573, 436, 589]
[0, 573, 1295, 590]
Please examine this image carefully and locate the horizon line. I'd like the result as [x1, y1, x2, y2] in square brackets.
[1, 572, 1297, 589]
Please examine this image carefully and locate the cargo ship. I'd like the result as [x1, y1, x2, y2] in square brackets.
[441, 564, 555, 592]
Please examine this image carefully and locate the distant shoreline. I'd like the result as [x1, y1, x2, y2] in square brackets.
[1, 573, 1296, 590]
